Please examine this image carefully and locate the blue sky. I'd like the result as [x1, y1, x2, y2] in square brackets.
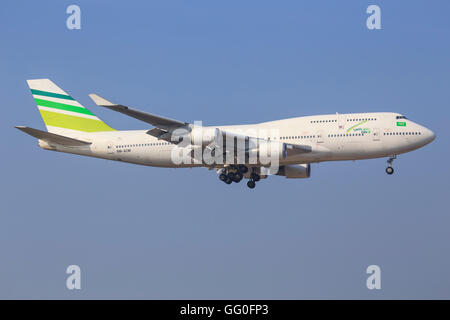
[1, 0, 449, 299]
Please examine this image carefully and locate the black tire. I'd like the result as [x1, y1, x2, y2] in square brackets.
[225, 178, 232, 184]
[219, 173, 227, 181]
[238, 165, 249, 174]
[234, 172, 243, 182]
[247, 180, 256, 189]
[386, 167, 394, 175]
[251, 173, 261, 182]
[228, 172, 236, 181]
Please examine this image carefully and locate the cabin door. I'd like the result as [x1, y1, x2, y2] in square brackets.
[316, 130, 324, 143]
[106, 141, 115, 154]
[372, 128, 381, 141]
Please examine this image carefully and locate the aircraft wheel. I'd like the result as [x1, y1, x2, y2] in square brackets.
[247, 180, 256, 189]
[251, 173, 261, 182]
[386, 167, 394, 175]
[219, 173, 227, 181]
[238, 165, 249, 174]
[234, 172, 243, 182]
[225, 178, 232, 184]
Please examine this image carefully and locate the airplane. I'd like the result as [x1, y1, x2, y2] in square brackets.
[16, 79, 435, 189]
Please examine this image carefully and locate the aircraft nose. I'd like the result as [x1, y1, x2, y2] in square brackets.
[423, 127, 436, 144]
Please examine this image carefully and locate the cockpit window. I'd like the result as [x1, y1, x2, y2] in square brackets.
[396, 115, 407, 119]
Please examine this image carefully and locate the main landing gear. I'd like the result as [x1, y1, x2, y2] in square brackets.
[246, 170, 260, 189]
[219, 166, 245, 184]
[218, 165, 260, 189]
[386, 155, 396, 175]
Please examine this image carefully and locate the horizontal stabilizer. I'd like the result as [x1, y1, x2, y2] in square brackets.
[15, 126, 91, 146]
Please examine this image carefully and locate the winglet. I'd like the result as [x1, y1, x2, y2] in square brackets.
[89, 93, 116, 106]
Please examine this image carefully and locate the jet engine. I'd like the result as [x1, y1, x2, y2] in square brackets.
[276, 164, 311, 178]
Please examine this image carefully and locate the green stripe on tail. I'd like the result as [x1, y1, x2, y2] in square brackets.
[35, 98, 95, 116]
[27, 79, 115, 133]
[31, 89, 75, 101]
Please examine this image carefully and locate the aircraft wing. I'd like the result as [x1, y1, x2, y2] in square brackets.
[213, 128, 311, 159]
[88, 94, 312, 155]
[15, 126, 92, 146]
[89, 94, 188, 131]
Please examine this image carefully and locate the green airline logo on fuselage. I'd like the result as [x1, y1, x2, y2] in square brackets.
[397, 122, 406, 126]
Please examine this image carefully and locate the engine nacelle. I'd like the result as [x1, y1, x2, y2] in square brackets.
[185, 128, 291, 165]
[277, 164, 311, 179]
[189, 126, 215, 146]
[248, 140, 285, 163]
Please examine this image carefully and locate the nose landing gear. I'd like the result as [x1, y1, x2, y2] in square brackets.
[386, 155, 396, 175]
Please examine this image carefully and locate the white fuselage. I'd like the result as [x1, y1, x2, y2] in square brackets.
[40, 112, 435, 168]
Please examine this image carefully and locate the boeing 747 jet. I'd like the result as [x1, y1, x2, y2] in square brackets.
[16, 79, 435, 189]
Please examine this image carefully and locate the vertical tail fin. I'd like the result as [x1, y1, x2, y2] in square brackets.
[27, 79, 115, 135]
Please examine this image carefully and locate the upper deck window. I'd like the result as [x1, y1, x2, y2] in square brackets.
[396, 115, 407, 119]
